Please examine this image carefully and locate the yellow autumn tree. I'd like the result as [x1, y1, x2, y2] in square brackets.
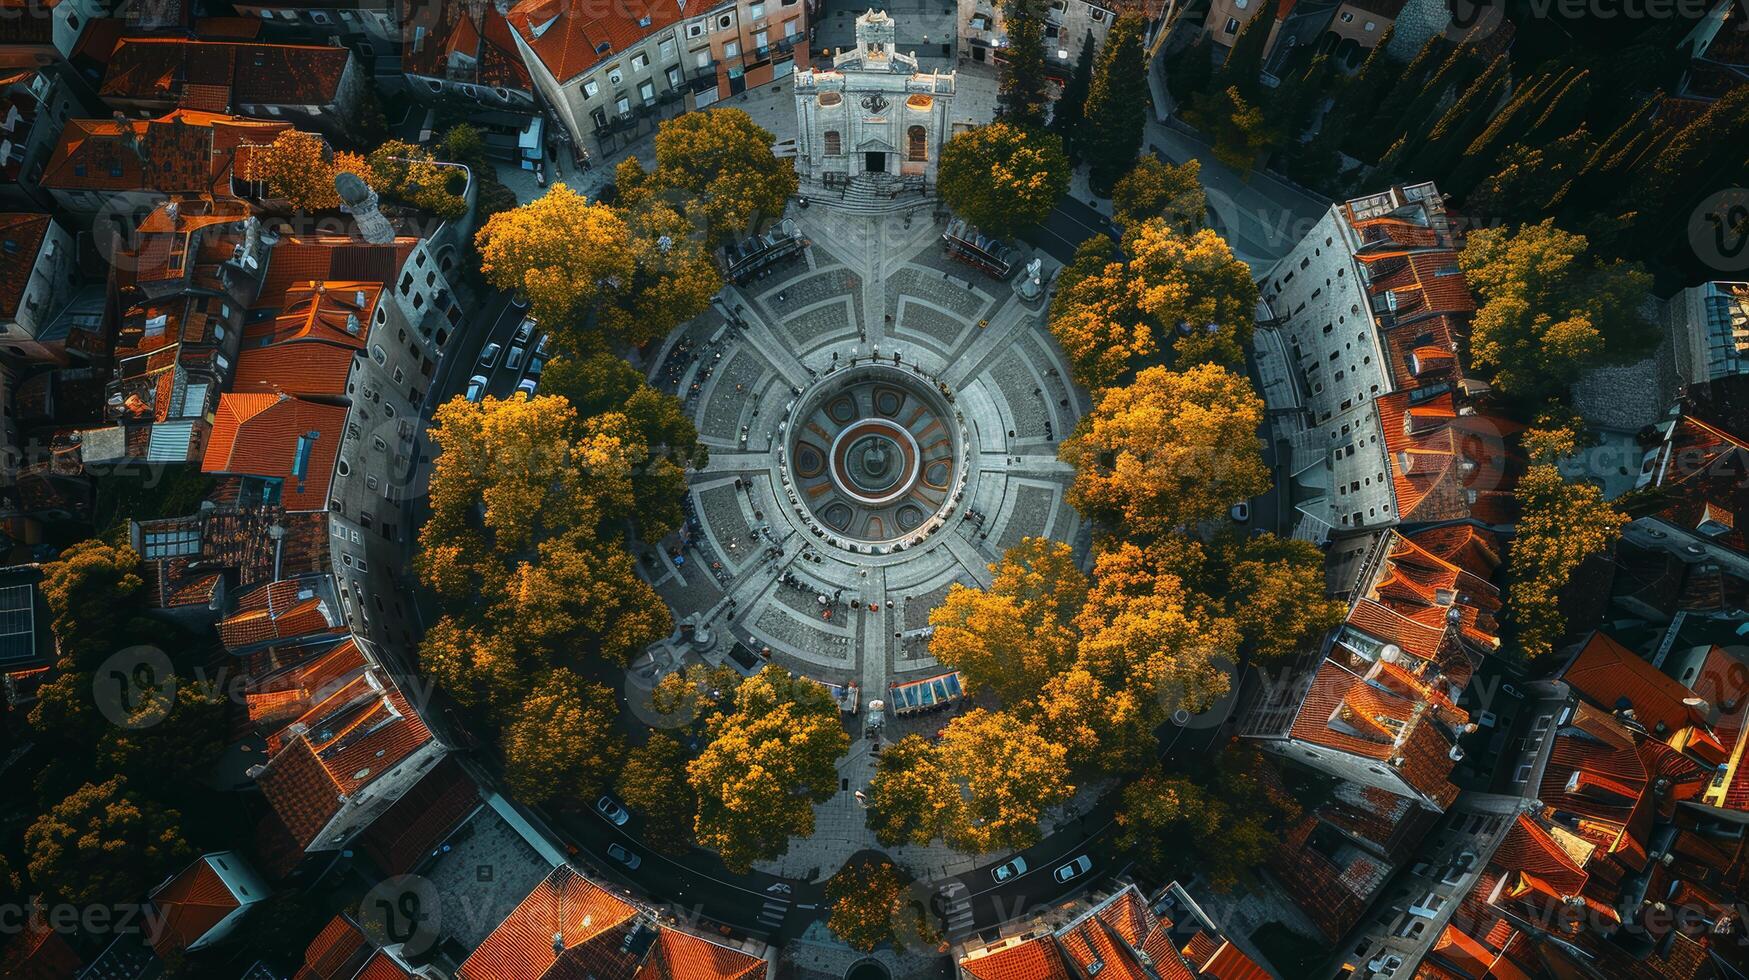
[927, 537, 1088, 703]
[627, 108, 798, 248]
[688, 667, 849, 873]
[931, 709, 1074, 853]
[1060, 363, 1269, 536]
[502, 669, 625, 805]
[246, 129, 368, 211]
[1511, 425, 1626, 660]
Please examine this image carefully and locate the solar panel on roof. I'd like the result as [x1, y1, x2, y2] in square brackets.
[0, 583, 37, 667]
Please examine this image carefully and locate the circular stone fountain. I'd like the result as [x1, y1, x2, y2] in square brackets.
[783, 365, 963, 548]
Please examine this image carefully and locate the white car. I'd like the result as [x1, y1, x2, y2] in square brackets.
[517, 377, 538, 398]
[606, 843, 642, 870]
[465, 375, 488, 402]
[991, 856, 1028, 883]
[535, 333, 551, 358]
[1054, 855, 1092, 883]
[596, 795, 630, 826]
[478, 342, 501, 368]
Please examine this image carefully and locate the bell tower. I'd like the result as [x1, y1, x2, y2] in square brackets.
[854, 9, 897, 61]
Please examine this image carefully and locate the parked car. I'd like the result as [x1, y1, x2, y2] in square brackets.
[509, 291, 529, 309]
[517, 377, 538, 398]
[506, 345, 526, 372]
[606, 843, 642, 870]
[478, 342, 501, 368]
[527, 355, 545, 378]
[991, 856, 1028, 883]
[515, 317, 537, 344]
[535, 333, 551, 357]
[1230, 501, 1250, 523]
[595, 795, 630, 826]
[1054, 855, 1092, 883]
[465, 375, 488, 402]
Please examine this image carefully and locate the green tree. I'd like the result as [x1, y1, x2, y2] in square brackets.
[937, 123, 1070, 236]
[1111, 156, 1205, 229]
[503, 670, 625, 805]
[1511, 426, 1625, 661]
[1459, 219, 1656, 402]
[367, 139, 468, 218]
[1052, 32, 1098, 161]
[25, 777, 192, 906]
[688, 667, 849, 872]
[616, 734, 696, 854]
[1213, 0, 1278, 102]
[999, 0, 1051, 128]
[1400, 54, 1508, 183]
[1115, 749, 1298, 890]
[1204, 86, 1276, 174]
[95, 682, 227, 794]
[1221, 533, 1345, 661]
[542, 352, 704, 539]
[626, 108, 798, 247]
[1083, 12, 1149, 194]
[1164, 34, 1214, 106]
[1465, 128, 1594, 225]
[1061, 363, 1269, 534]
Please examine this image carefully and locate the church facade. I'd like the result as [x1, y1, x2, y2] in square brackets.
[792, 10, 957, 185]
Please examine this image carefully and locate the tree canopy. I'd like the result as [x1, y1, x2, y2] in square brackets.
[1111, 157, 1206, 230]
[998, 0, 1051, 128]
[937, 123, 1069, 237]
[475, 184, 719, 353]
[1060, 363, 1269, 535]
[25, 777, 192, 906]
[618, 108, 797, 248]
[503, 669, 625, 805]
[688, 667, 849, 872]
[246, 129, 368, 211]
[1460, 219, 1656, 403]
[1510, 424, 1625, 660]
[1082, 12, 1150, 194]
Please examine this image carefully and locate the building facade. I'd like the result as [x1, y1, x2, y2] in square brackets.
[793, 10, 956, 185]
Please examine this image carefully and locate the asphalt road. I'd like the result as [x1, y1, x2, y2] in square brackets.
[1018, 195, 1120, 264]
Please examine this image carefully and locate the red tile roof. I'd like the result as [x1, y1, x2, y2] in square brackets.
[356, 756, 481, 875]
[255, 639, 438, 848]
[0, 920, 82, 980]
[404, 0, 533, 90]
[218, 577, 344, 651]
[103, 39, 351, 109]
[507, 0, 684, 83]
[40, 110, 290, 194]
[201, 392, 347, 512]
[231, 280, 374, 398]
[148, 855, 243, 956]
[0, 213, 51, 319]
[1376, 388, 1519, 526]
[294, 914, 413, 980]
[459, 865, 764, 980]
[1562, 632, 1716, 747]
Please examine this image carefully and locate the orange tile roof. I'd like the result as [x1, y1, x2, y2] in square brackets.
[1563, 632, 1710, 740]
[1376, 388, 1519, 526]
[960, 938, 1072, 980]
[0, 213, 50, 318]
[255, 639, 437, 848]
[218, 578, 343, 651]
[231, 280, 374, 397]
[507, 0, 685, 83]
[201, 392, 346, 512]
[104, 38, 351, 108]
[0, 920, 82, 980]
[294, 914, 410, 980]
[404, 0, 533, 90]
[148, 855, 242, 956]
[40, 109, 289, 194]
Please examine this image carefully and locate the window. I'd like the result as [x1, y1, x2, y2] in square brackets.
[824, 130, 841, 155]
[718, 13, 733, 28]
[1224, 16, 1238, 32]
[724, 40, 739, 57]
[631, 52, 649, 70]
[754, 29, 768, 48]
[1340, 10, 1353, 20]
[667, 65, 682, 86]
[583, 78, 599, 97]
[785, 17, 798, 36]
[639, 79, 655, 102]
[1365, 19, 1377, 29]
[907, 125, 926, 162]
[660, 38, 676, 58]
[696, 50, 711, 67]
[616, 96, 631, 114]
[750, 2, 765, 18]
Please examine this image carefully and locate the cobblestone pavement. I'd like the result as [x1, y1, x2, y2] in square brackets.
[638, 192, 1094, 884]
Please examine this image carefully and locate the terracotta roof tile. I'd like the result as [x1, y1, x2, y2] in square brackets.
[41, 109, 289, 194]
[0, 213, 51, 319]
[104, 38, 351, 109]
[148, 855, 242, 956]
[201, 392, 346, 512]
[506, 0, 685, 83]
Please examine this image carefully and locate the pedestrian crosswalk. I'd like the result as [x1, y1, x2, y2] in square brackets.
[938, 882, 975, 937]
[758, 897, 790, 930]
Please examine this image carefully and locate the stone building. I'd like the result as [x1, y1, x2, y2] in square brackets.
[793, 10, 956, 186]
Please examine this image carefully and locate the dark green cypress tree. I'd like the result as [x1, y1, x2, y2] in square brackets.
[1053, 32, 1098, 163]
[999, 0, 1052, 128]
[1375, 44, 1483, 176]
[1215, 0, 1279, 103]
[1164, 33, 1214, 106]
[1329, 27, 1400, 161]
[1083, 11, 1150, 195]
[1354, 35, 1447, 161]
[1402, 55, 1508, 183]
[1619, 86, 1749, 248]
[1446, 70, 1571, 195]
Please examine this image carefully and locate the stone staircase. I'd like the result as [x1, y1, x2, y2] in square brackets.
[817, 173, 930, 214]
